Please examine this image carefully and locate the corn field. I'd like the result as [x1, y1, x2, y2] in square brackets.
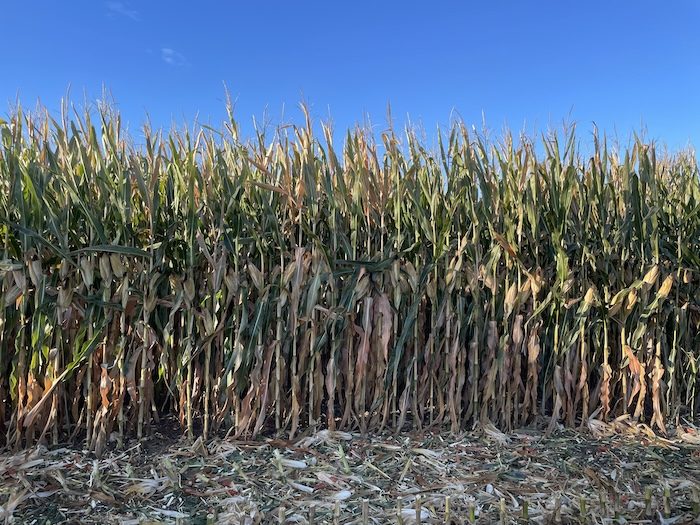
[0, 103, 699, 455]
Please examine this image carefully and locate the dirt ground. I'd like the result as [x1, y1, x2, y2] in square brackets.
[1, 416, 699, 524]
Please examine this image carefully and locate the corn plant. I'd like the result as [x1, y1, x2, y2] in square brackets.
[0, 102, 698, 454]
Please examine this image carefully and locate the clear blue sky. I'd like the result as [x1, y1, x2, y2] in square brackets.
[3, 1, 699, 150]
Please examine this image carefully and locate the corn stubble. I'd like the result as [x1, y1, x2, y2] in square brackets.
[0, 103, 698, 455]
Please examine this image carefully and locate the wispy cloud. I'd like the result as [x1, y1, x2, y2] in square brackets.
[105, 2, 140, 21]
[161, 48, 189, 67]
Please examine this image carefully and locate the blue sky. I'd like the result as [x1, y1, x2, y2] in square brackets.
[3, 1, 699, 150]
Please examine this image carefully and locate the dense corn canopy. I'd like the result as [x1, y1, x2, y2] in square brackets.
[0, 103, 699, 455]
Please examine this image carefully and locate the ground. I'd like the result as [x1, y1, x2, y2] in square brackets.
[1, 417, 699, 524]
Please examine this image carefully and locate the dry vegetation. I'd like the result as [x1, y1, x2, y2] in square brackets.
[1, 420, 700, 524]
[0, 100, 699, 521]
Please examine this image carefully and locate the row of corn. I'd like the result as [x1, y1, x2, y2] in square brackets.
[0, 103, 698, 454]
